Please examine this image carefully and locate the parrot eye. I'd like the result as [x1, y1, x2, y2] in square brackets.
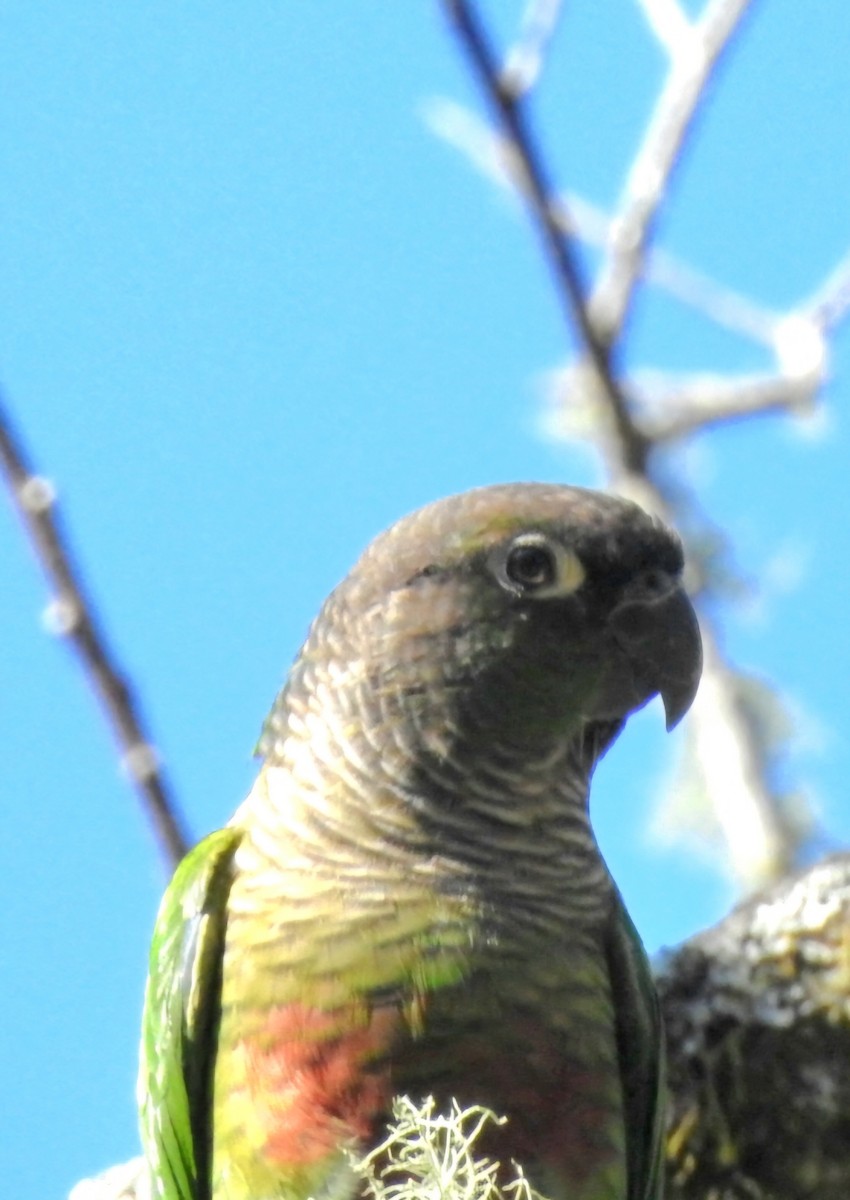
[504, 538, 558, 590]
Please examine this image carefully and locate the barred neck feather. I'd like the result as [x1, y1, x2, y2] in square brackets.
[238, 661, 618, 925]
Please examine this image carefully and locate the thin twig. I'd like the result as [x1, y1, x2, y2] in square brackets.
[441, 0, 650, 475]
[804, 247, 850, 332]
[502, 0, 566, 96]
[424, 100, 785, 347]
[637, 0, 694, 59]
[638, 372, 817, 441]
[0, 394, 191, 870]
[590, 0, 756, 341]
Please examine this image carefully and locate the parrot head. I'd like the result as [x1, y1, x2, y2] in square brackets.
[264, 483, 701, 790]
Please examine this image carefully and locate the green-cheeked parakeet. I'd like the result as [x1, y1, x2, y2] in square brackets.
[139, 483, 702, 1200]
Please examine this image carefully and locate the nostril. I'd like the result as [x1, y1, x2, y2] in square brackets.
[641, 568, 668, 594]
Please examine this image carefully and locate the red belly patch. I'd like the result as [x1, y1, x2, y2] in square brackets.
[240, 1001, 397, 1167]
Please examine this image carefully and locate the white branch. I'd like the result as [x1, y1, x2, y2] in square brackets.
[635, 0, 694, 59]
[687, 632, 789, 886]
[803, 247, 850, 333]
[502, 0, 565, 96]
[591, 0, 756, 340]
[636, 370, 819, 441]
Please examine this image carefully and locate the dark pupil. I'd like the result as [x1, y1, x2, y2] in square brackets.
[506, 544, 555, 587]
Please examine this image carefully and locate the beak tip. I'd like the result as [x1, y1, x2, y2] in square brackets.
[661, 654, 702, 731]
[664, 699, 687, 731]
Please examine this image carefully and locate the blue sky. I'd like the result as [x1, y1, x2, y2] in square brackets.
[2, 4, 849, 1197]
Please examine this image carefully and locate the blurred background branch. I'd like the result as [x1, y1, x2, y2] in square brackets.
[438, 0, 847, 890]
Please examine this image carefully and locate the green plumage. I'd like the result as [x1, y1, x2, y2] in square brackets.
[140, 829, 241, 1200]
[139, 483, 701, 1200]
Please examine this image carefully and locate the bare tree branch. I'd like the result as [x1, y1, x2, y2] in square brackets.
[804, 246, 850, 332]
[440, 0, 651, 475]
[638, 371, 817, 442]
[636, 0, 693, 59]
[423, 106, 786, 349]
[439, 0, 806, 889]
[0, 393, 191, 870]
[502, 0, 565, 96]
[661, 853, 850, 1200]
[636, 238, 780, 344]
[590, 0, 757, 341]
[684, 634, 792, 883]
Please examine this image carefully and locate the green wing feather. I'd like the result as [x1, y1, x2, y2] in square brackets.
[138, 828, 242, 1200]
[606, 890, 666, 1200]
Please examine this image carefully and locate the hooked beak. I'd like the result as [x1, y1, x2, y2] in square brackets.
[609, 581, 702, 729]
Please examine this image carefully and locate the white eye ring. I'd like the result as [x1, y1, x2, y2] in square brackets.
[494, 534, 585, 597]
